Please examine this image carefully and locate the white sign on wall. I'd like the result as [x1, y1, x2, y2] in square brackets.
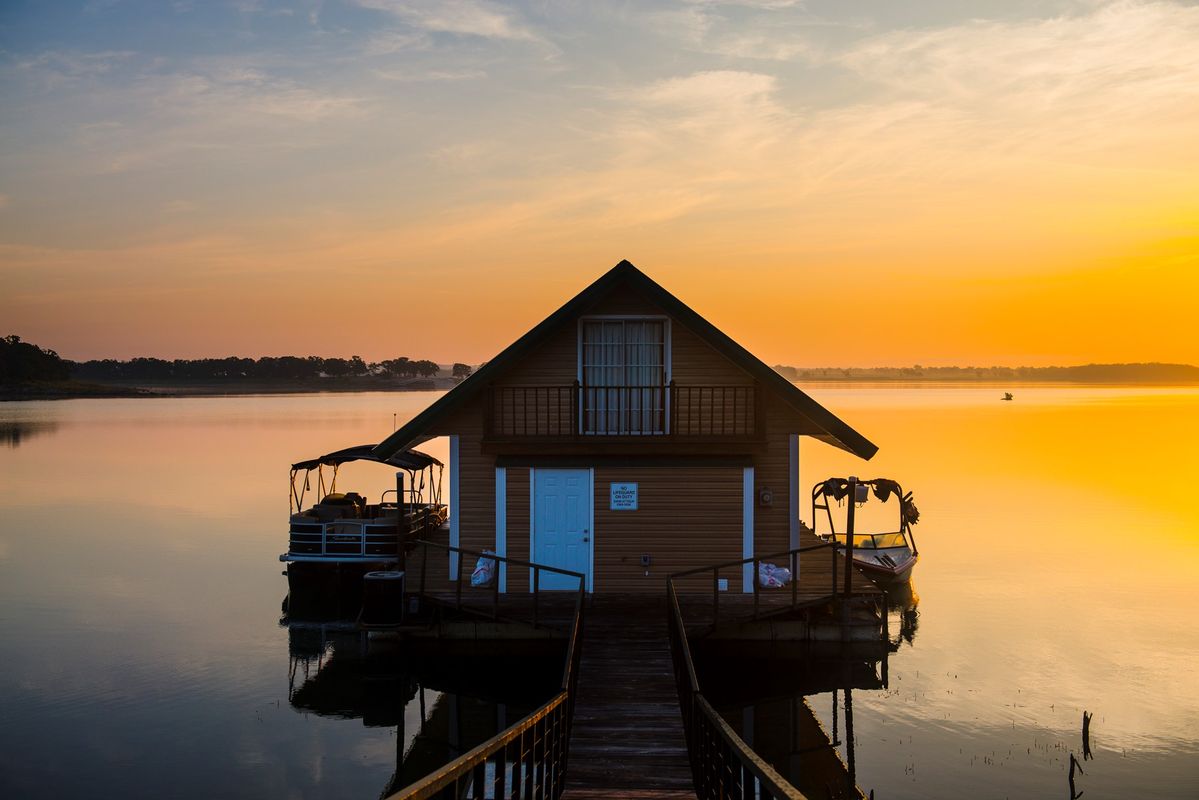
[610, 482, 639, 511]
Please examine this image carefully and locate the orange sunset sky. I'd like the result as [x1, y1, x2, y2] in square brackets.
[1, 1, 1197, 367]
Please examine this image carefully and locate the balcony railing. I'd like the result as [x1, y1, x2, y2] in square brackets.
[485, 382, 759, 439]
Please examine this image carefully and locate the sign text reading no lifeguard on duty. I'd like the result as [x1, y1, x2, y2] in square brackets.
[609, 482, 638, 511]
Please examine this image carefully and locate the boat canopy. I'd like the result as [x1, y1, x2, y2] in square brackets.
[290, 445, 441, 473]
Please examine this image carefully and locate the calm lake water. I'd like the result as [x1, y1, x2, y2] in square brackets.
[2, 387, 1198, 798]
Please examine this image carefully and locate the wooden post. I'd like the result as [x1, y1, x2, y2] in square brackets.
[752, 557, 760, 619]
[668, 379, 677, 435]
[843, 477, 857, 598]
[395, 472, 406, 570]
[572, 380, 581, 437]
[830, 540, 837, 596]
[791, 549, 798, 609]
[492, 553, 500, 620]
[1083, 711, 1093, 760]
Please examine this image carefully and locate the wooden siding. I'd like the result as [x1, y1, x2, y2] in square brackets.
[592, 465, 743, 593]
[506, 467, 532, 592]
[429, 399, 496, 568]
[668, 317, 750, 387]
[497, 457, 829, 595]
[580, 283, 664, 317]
[494, 465, 745, 594]
[753, 395, 800, 556]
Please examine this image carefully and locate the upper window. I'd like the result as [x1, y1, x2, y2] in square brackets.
[580, 318, 668, 434]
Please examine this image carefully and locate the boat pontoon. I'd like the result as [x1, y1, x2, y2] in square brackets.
[280, 444, 446, 565]
[810, 476, 920, 585]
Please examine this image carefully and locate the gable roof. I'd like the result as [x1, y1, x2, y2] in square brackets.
[373, 260, 877, 460]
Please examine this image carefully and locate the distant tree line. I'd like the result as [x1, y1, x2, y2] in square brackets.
[1, 335, 71, 383]
[772, 363, 1199, 383]
[2, 335, 484, 388]
[70, 354, 448, 382]
[14, 332, 1196, 389]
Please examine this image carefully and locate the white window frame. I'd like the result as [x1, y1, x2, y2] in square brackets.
[576, 315, 672, 435]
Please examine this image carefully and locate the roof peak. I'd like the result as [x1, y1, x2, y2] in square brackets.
[373, 259, 877, 460]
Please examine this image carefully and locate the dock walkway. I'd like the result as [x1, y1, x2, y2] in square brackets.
[562, 596, 696, 800]
[409, 535, 883, 799]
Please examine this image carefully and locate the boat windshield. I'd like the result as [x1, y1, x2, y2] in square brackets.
[829, 532, 907, 549]
[872, 532, 908, 549]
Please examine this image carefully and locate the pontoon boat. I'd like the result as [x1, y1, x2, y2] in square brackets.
[280, 444, 446, 566]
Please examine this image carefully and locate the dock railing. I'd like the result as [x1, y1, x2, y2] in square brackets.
[666, 543, 884, 799]
[671, 542, 868, 630]
[386, 545, 585, 799]
[667, 578, 809, 800]
[408, 539, 581, 631]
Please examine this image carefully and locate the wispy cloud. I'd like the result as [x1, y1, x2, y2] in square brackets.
[620, 70, 785, 154]
[374, 67, 486, 82]
[48, 64, 367, 175]
[362, 29, 430, 56]
[148, 68, 364, 122]
[15, 49, 137, 88]
[353, 0, 539, 41]
[642, 0, 840, 62]
[836, 1, 1199, 158]
[685, 0, 806, 9]
[842, 2, 1199, 103]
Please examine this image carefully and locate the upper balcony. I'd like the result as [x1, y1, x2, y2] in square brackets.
[483, 382, 761, 451]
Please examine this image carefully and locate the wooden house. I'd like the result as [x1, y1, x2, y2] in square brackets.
[372, 260, 876, 594]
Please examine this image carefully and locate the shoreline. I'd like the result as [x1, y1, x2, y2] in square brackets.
[789, 378, 1199, 386]
[5, 377, 1198, 402]
[1, 376, 462, 401]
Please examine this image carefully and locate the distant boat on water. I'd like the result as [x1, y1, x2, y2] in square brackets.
[1002, 392, 1014, 401]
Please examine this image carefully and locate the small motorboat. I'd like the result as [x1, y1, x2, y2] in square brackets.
[1002, 392, 1014, 401]
[810, 476, 920, 585]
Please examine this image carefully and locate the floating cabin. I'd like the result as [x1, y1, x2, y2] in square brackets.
[372, 260, 877, 596]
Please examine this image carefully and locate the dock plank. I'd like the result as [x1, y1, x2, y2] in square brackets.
[564, 596, 696, 797]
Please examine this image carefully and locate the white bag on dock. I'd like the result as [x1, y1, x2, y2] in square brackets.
[757, 562, 791, 588]
[470, 550, 497, 587]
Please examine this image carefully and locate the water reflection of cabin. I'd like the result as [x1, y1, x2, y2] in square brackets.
[285, 624, 562, 796]
[372, 260, 877, 593]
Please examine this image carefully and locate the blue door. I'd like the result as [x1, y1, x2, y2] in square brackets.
[532, 469, 591, 591]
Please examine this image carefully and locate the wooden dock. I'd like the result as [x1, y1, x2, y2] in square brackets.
[562, 595, 695, 799]
[390, 538, 884, 799]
